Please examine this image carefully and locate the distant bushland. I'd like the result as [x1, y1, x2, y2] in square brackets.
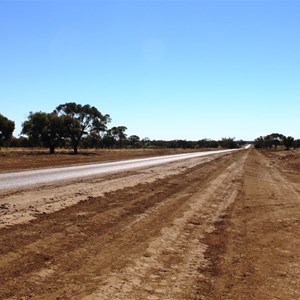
[2, 103, 248, 153]
[254, 133, 300, 150]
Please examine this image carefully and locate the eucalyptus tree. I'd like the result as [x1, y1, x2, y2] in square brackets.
[56, 102, 110, 154]
[128, 135, 140, 148]
[21, 112, 65, 154]
[294, 139, 300, 148]
[220, 137, 238, 149]
[282, 136, 294, 150]
[266, 133, 284, 149]
[102, 129, 115, 148]
[0, 114, 15, 146]
[254, 136, 265, 148]
[111, 126, 128, 148]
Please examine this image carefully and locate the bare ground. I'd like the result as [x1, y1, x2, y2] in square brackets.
[0, 149, 300, 299]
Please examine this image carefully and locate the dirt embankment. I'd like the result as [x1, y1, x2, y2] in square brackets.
[0, 149, 300, 299]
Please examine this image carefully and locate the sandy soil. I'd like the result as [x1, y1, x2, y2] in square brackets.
[0, 149, 300, 299]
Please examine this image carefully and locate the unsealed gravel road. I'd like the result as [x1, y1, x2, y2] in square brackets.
[0, 149, 239, 191]
[1, 148, 300, 299]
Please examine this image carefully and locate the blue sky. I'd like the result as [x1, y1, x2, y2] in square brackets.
[1, 0, 299, 141]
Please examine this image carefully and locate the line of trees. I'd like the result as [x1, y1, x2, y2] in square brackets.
[21, 102, 118, 154]
[254, 133, 300, 150]
[1, 102, 247, 153]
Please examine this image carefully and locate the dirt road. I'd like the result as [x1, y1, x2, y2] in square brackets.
[0, 149, 239, 191]
[1, 149, 300, 299]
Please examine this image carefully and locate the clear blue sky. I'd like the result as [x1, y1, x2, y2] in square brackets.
[1, 0, 299, 141]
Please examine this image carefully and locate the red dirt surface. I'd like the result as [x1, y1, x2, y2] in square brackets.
[0, 148, 300, 299]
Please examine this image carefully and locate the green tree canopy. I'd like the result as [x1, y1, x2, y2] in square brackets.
[111, 126, 128, 148]
[220, 137, 239, 149]
[22, 112, 65, 154]
[56, 102, 110, 154]
[128, 135, 140, 148]
[254, 133, 296, 150]
[267, 133, 284, 149]
[282, 136, 294, 150]
[0, 114, 15, 146]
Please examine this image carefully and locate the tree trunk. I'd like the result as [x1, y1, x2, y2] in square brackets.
[49, 145, 55, 154]
[73, 146, 78, 154]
